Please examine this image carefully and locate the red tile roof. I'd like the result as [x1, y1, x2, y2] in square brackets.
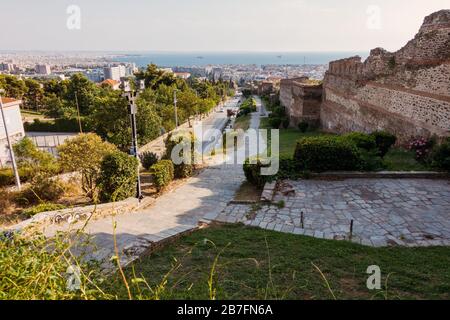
[1, 97, 19, 104]
[101, 79, 120, 86]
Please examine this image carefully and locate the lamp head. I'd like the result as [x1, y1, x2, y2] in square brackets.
[139, 80, 145, 91]
[122, 80, 131, 92]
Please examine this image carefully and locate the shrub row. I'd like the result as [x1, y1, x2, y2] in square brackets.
[24, 118, 90, 133]
[294, 136, 363, 172]
[243, 130, 399, 186]
[237, 98, 257, 117]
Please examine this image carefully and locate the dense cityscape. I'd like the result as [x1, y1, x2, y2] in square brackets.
[0, 51, 328, 84]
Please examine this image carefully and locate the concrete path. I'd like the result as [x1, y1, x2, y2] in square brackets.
[215, 178, 450, 247]
[43, 96, 267, 268]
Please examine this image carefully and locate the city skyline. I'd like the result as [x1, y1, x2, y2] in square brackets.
[1, 0, 448, 52]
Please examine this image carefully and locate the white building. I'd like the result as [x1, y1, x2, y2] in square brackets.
[0, 98, 25, 167]
[0, 63, 14, 73]
[174, 72, 191, 80]
[35, 64, 52, 75]
[103, 66, 121, 81]
[118, 65, 126, 78]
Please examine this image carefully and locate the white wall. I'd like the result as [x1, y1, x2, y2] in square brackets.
[0, 104, 25, 167]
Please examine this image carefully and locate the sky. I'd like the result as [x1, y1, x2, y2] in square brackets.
[0, 0, 448, 52]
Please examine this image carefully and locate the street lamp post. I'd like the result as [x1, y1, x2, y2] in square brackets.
[0, 90, 21, 190]
[122, 80, 145, 200]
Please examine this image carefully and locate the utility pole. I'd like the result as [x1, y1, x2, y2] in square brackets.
[173, 89, 179, 128]
[0, 90, 21, 190]
[122, 80, 144, 200]
[74, 91, 83, 133]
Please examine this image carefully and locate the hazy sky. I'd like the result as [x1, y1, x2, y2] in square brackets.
[1, 0, 448, 52]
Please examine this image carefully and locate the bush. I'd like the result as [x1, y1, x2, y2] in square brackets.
[298, 121, 309, 133]
[0, 169, 14, 187]
[408, 137, 434, 163]
[294, 136, 363, 172]
[243, 158, 274, 188]
[13, 137, 59, 177]
[139, 151, 159, 170]
[97, 151, 139, 202]
[275, 157, 307, 180]
[20, 176, 65, 205]
[0, 168, 32, 187]
[431, 138, 450, 172]
[268, 117, 283, 129]
[237, 97, 257, 117]
[359, 149, 385, 171]
[150, 160, 174, 192]
[23, 203, 67, 217]
[371, 131, 397, 158]
[57, 133, 117, 197]
[164, 132, 196, 179]
[342, 132, 377, 151]
[267, 106, 289, 129]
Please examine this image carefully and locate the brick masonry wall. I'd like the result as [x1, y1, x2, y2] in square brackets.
[321, 10, 450, 142]
[280, 78, 322, 127]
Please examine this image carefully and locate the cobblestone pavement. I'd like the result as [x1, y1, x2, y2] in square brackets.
[214, 179, 450, 247]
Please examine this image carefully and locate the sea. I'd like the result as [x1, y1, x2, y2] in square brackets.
[114, 51, 369, 67]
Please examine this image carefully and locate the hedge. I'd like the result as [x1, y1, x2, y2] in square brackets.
[294, 136, 363, 172]
[24, 118, 89, 133]
[432, 138, 450, 172]
[342, 132, 377, 151]
[97, 151, 139, 202]
[150, 160, 174, 192]
[371, 131, 397, 158]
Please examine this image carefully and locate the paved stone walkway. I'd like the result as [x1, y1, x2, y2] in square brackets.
[42, 97, 267, 268]
[214, 179, 450, 247]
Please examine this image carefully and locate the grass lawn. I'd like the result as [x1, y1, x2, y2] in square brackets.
[108, 224, 450, 300]
[260, 120, 327, 158]
[234, 114, 251, 131]
[383, 148, 431, 171]
[260, 122, 428, 171]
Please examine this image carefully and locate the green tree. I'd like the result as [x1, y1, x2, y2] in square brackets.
[57, 133, 117, 198]
[88, 90, 162, 150]
[42, 94, 77, 119]
[0, 75, 27, 99]
[65, 73, 98, 115]
[23, 78, 44, 111]
[135, 64, 177, 90]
